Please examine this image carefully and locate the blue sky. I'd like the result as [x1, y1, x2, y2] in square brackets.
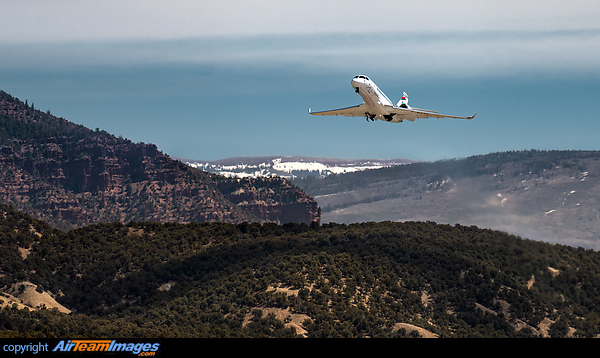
[1, 1, 600, 162]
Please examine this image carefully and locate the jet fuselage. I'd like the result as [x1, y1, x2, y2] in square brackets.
[351, 75, 397, 121]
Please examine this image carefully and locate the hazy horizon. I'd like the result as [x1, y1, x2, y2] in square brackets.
[2, 1, 599, 162]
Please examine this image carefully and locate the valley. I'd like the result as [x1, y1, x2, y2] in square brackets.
[185, 150, 600, 250]
[293, 150, 600, 249]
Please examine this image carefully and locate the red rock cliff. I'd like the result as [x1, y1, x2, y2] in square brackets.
[0, 90, 320, 229]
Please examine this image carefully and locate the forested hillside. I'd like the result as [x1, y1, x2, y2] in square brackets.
[1, 204, 599, 338]
[294, 150, 600, 249]
[0, 90, 319, 229]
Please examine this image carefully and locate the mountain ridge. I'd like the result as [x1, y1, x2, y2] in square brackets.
[0, 90, 320, 229]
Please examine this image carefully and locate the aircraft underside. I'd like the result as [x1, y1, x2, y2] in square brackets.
[364, 113, 410, 123]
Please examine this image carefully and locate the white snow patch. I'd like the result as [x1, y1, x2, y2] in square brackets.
[186, 157, 410, 179]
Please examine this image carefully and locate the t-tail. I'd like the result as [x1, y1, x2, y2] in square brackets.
[396, 92, 410, 108]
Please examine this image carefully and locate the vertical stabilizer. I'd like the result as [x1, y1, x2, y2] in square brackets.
[396, 92, 410, 108]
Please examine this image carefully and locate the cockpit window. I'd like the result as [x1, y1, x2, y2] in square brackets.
[354, 75, 370, 80]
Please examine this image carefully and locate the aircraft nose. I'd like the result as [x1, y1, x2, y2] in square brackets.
[351, 76, 369, 86]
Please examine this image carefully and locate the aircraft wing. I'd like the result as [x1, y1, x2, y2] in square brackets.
[308, 104, 367, 117]
[390, 106, 476, 121]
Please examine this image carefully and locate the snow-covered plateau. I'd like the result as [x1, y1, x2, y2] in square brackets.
[183, 156, 413, 179]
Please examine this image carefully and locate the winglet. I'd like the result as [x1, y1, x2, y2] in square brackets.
[308, 108, 312, 114]
[468, 112, 477, 119]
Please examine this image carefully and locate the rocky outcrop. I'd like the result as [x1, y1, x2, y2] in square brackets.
[0, 90, 320, 229]
[217, 176, 321, 225]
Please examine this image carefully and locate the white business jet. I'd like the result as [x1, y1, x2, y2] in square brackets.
[309, 75, 476, 123]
